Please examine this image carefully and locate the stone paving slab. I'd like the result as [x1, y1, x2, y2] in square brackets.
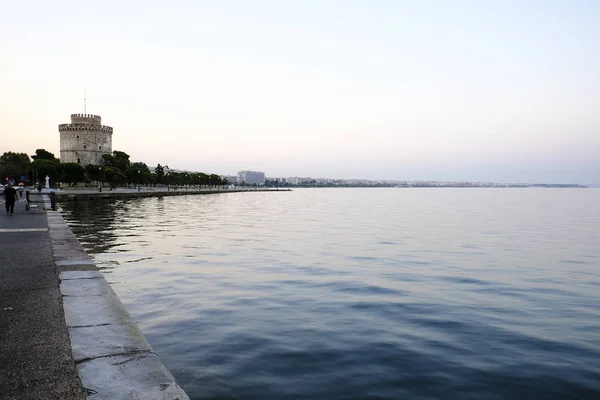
[69, 321, 153, 363]
[61, 270, 104, 280]
[58, 264, 101, 272]
[54, 253, 93, 262]
[63, 292, 136, 327]
[61, 276, 112, 296]
[77, 353, 189, 400]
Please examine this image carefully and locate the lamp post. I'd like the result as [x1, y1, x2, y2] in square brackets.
[98, 167, 103, 192]
[165, 165, 170, 191]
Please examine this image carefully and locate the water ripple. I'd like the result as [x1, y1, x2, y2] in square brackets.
[60, 188, 600, 399]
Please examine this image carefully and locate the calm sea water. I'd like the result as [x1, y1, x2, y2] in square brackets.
[59, 188, 600, 400]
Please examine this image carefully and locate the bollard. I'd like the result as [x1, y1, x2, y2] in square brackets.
[50, 191, 56, 211]
[25, 190, 30, 211]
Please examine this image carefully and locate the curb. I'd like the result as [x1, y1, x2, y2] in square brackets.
[44, 195, 190, 400]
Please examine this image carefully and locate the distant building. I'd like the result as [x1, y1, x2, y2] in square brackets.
[58, 114, 113, 165]
[237, 170, 265, 185]
[222, 175, 237, 184]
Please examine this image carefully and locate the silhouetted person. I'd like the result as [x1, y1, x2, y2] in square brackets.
[4, 183, 18, 215]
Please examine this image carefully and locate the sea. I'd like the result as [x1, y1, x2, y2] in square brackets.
[59, 188, 600, 400]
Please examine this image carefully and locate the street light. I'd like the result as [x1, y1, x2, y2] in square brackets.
[165, 165, 170, 191]
[98, 167, 103, 192]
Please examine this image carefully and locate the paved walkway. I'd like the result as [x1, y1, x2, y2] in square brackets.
[0, 193, 85, 399]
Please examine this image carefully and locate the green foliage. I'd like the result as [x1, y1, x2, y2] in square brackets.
[142, 172, 155, 184]
[196, 173, 208, 185]
[148, 172, 158, 184]
[101, 153, 115, 166]
[32, 149, 59, 162]
[112, 151, 131, 171]
[31, 159, 59, 185]
[101, 150, 131, 172]
[208, 174, 221, 185]
[124, 165, 148, 184]
[85, 164, 101, 182]
[60, 163, 86, 187]
[104, 166, 127, 188]
[0, 152, 31, 182]
[131, 162, 150, 174]
[4, 148, 231, 189]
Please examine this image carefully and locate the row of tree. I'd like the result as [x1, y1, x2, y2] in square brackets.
[0, 149, 227, 188]
[0, 149, 85, 187]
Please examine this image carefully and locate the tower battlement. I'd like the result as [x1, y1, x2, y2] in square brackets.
[71, 113, 102, 124]
[59, 124, 113, 133]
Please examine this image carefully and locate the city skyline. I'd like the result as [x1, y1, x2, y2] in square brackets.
[1, 1, 598, 184]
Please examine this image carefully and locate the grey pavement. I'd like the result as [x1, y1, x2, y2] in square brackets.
[0, 192, 85, 399]
[1, 192, 190, 400]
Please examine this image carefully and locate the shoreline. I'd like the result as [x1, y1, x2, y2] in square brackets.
[49, 187, 291, 202]
[48, 194, 191, 399]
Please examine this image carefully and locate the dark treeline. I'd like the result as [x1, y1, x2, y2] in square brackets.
[0, 149, 227, 188]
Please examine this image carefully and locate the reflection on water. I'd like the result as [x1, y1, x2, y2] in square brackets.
[60, 189, 600, 399]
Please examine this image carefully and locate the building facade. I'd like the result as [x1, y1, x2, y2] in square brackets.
[237, 170, 265, 185]
[58, 114, 113, 165]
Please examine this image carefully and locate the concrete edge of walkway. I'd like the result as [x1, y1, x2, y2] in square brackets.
[44, 195, 190, 400]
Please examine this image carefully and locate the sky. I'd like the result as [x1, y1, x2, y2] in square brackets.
[1, 0, 598, 183]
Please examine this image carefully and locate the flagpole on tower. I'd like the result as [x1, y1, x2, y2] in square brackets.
[84, 89, 87, 114]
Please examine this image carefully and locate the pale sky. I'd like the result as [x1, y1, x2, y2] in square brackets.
[1, 0, 598, 183]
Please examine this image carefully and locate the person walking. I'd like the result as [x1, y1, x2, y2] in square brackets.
[4, 183, 18, 215]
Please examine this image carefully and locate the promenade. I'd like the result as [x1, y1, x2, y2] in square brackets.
[0, 193, 84, 399]
[53, 185, 290, 202]
[0, 192, 189, 399]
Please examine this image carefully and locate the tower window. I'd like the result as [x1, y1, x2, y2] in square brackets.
[83, 145, 87, 149]
[76, 135, 79, 139]
[99, 146, 102, 150]
[77, 158, 81, 164]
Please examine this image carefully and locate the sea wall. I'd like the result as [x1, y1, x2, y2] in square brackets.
[45, 195, 190, 399]
[53, 187, 290, 202]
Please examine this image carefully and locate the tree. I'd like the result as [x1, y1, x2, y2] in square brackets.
[60, 163, 86, 187]
[124, 165, 144, 185]
[85, 164, 101, 183]
[197, 172, 208, 185]
[0, 152, 31, 183]
[155, 164, 164, 183]
[104, 166, 127, 188]
[32, 149, 59, 162]
[131, 162, 150, 174]
[30, 159, 59, 185]
[208, 174, 222, 185]
[164, 171, 180, 186]
[101, 150, 131, 172]
[101, 153, 115, 167]
[112, 151, 131, 171]
[142, 172, 155, 185]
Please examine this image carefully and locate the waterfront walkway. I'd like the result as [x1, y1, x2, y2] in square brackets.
[0, 192, 188, 399]
[53, 185, 290, 202]
[0, 193, 84, 399]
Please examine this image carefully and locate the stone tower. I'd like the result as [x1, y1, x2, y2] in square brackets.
[58, 114, 113, 165]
